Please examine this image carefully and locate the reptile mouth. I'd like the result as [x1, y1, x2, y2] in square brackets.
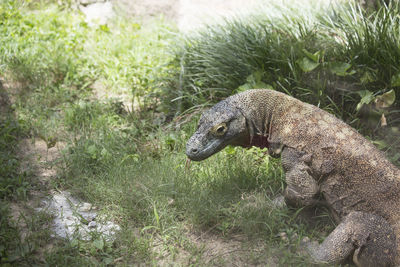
[186, 139, 225, 161]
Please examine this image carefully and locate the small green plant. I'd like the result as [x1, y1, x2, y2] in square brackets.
[0, 115, 30, 200]
[0, 1, 94, 91]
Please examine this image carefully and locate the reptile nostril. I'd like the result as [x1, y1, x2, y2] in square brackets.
[191, 148, 198, 154]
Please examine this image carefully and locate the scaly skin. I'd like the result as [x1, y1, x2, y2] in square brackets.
[186, 89, 400, 266]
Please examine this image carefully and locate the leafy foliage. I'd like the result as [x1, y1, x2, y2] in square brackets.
[0, 1, 93, 91]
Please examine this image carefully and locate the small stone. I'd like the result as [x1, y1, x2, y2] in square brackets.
[78, 203, 92, 212]
[271, 195, 287, 208]
[88, 214, 97, 221]
[80, 2, 114, 26]
[279, 232, 288, 242]
[88, 221, 97, 228]
[65, 219, 76, 226]
[301, 236, 311, 244]
[82, 212, 97, 222]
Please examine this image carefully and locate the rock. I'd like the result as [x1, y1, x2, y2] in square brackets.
[65, 219, 76, 226]
[301, 236, 311, 244]
[78, 202, 92, 212]
[38, 191, 120, 241]
[80, 2, 114, 26]
[279, 232, 289, 242]
[83, 213, 97, 222]
[271, 195, 287, 208]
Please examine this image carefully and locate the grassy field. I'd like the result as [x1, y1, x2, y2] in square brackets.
[0, 0, 399, 266]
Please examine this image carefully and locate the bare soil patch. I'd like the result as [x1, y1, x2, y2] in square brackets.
[111, 0, 180, 23]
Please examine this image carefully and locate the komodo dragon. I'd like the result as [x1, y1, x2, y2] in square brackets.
[186, 89, 400, 266]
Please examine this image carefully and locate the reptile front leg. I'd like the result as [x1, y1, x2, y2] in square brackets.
[281, 147, 319, 207]
[305, 211, 396, 267]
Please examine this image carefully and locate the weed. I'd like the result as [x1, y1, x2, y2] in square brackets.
[0, 203, 19, 264]
[0, 104, 29, 200]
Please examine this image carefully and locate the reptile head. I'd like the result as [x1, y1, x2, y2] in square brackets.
[186, 99, 248, 161]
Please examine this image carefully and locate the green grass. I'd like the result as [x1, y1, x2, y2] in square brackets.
[0, 81, 53, 264]
[169, 0, 400, 162]
[172, 1, 399, 125]
[0, 1, 179, 265]
[55, 94, 332, 265]
[0, 115, 29, 200]
[324, 3, 400, 88]
[0, 0, 175, 137]
[0, 0, 399, 266]
[61, 118, 326, 265]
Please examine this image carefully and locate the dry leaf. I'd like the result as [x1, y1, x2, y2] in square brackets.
[380, 113, 387, 127]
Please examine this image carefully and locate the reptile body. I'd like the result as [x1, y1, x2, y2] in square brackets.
[186, 89, 400, 266]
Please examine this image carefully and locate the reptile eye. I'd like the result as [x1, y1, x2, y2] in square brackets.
[212, 123, 227, 136]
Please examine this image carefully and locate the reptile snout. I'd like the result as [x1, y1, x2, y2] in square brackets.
[186, 145, 199, 157]
[186, 138, 201, 160]
[186, 133, 211, 161]
[189, 147, 198, 154]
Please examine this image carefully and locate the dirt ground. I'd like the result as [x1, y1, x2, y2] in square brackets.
[110, 0, 345, 32]
[112, 0, 180, 23]
[111, 0, 269, 31]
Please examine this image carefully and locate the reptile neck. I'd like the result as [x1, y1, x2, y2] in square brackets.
[230, 89, 290, 142]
